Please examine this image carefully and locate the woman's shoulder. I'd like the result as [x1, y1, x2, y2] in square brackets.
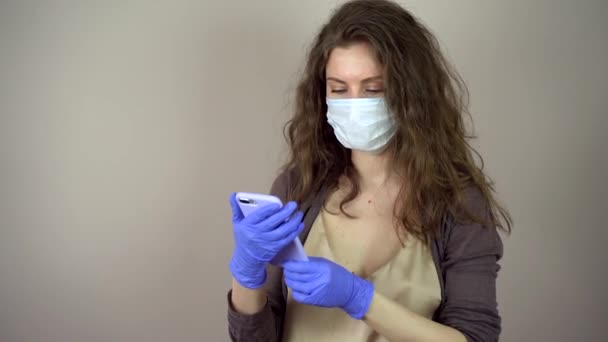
[269, 167, 297, 202]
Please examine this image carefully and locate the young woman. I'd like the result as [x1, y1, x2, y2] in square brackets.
[226, 1, 511, 341]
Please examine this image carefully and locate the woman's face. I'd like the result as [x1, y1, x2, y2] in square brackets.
[325, 41, 384, 99]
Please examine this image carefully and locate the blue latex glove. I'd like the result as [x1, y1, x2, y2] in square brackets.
[283, 257, 375, 320]
[229, 193, 304, 289]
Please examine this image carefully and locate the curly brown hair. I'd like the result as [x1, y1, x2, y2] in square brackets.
[281, 0, 512, 241]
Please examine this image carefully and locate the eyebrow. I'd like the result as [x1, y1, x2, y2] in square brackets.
[326, 76, 383, 84]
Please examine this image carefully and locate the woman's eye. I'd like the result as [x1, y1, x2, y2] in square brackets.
[366, 89, 383, 94]
[331, 89, 347, 94]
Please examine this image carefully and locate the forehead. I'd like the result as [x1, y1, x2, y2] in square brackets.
[325, 41, 383, 81]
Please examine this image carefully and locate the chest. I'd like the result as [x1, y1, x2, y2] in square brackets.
[312, 187, 405, 278]
[322, 213, 401, 278]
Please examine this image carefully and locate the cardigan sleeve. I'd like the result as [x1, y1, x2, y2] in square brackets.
[434, 188, 504, 342]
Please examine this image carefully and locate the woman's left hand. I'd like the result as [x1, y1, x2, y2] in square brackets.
[283, 256, 375, 319]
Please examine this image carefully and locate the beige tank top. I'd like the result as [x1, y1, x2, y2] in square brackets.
[282, 209, 441, 342]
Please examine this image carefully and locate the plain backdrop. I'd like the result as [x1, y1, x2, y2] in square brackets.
[1, 1, 606, 341]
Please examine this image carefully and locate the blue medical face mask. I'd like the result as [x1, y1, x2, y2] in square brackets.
[326, 97, 397, 154]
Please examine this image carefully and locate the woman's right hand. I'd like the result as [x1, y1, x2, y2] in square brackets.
[228, 193, 304, 289]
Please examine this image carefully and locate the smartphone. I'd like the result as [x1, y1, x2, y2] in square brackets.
[236, 192, 308, 265]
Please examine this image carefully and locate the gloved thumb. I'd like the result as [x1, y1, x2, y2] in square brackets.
[229, 192, 244, 221]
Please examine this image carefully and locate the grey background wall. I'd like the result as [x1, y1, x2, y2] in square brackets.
[1, 1, 606, 341]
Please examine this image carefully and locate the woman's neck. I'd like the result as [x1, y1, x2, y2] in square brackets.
[351, 150, 393, 191]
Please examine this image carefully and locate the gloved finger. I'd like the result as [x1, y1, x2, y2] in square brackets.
[307, 256, 331, 264]
[229, 193, 244, 221]
[241, 202, 282, 225]
[294, 279, 328, 300]
[282, 255, 330, 273]
[284, 268, 318, 282]
[257, 201, 299, 229]
[285, 276, 312, 295]
[272, 221, 305, 248]
[282, 257, 318, 274]
[263, 212, 304, 240]
[290, 288, 311, 304]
